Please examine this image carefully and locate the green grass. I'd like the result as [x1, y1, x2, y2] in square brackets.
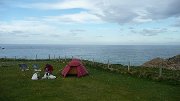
[84, 61, 180, 85]
[0, 60, 180, 101]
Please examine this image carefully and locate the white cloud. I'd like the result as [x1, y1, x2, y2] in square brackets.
[0, 20, 59, 37]
[94, 0, 180, 23]
[18, 0, 93, 10]
[0, 19, 91, 44]
[172, 17, 180, 27]
[43, 12, 102, 23]
[131, 28, 168, 36]
[18, 0, 180, 24]
[1, 0, 180, 44]
[132, 9, 153, 23]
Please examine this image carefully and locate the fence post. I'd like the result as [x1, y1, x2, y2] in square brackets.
[54, 54, 55, 59]
[128, 61, 130, 71]
[49, 54, 50, 60]
[36, 54, 37, 60]
[92, 58, 94, 65]
[24, 56, 27, 59]
[59, 56, 60, 61]
[159, 59, 164, 77]
[159, 67, 162, 77]
[107, 59, 110, 68]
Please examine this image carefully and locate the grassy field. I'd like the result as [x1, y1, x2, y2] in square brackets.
[0, 59, 180, 101]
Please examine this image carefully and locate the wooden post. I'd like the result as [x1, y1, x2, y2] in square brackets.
[49, 54, 50, 60]
[159, 67, 162, 77]
[159, 59, 163, 77]
[178, 57, 179, 66]
[107, 59, 110, 68]
[80, 57, 82, 63]
[36, 54, 37, 60]
[128, 61, 130, 71]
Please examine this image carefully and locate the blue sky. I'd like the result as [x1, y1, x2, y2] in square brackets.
[0, 0, 180, 45]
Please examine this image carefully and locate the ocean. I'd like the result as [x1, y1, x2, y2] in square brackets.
[0, 44, 180, 66]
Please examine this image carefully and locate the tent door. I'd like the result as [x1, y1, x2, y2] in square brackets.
[68, 67, 77, 76]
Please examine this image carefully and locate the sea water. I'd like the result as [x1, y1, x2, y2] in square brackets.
[0, 44, 179, 66]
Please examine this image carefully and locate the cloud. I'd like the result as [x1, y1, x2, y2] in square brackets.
[130, 28, 168, 36]
[70, 29, 86, 33]
[17, 0, 180, 24]
[129, 27, 134, 29]
[0, 20, 79, 44]
[0, 19, 88, 42]
[50, 34, 61, 37]
[43, 12, 102, 23]
[172, 19, 180, 27]
[0, 20, 59, 38]
[0, 30, 30, 37]
[1, 0, 180, 44]
[96, 0, 180, 23]
[173, 23, 180, 27]
[130, 30, 137, 33]
[139, 28, 168, 36]
[68, 29, 86, 36]
[96, 35, 104, 38]
[18, 0, 93, 10]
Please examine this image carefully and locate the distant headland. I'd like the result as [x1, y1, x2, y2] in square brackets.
[142, 54, 180, 70]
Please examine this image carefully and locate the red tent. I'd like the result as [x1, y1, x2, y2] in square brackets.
[61, 59, 88, 77]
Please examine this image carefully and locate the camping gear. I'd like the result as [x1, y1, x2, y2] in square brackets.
[61, 58, 88, 77]
[42, 73, 56, 79]
[32, 64, 41, 72]
[48, 74, 56, 79]
[44, 64, 53, 74]
[19, 64, 29, 71]
[31, 72, 39, 80]
[42, 73, 47, 79]
[42, 64, 56, 79]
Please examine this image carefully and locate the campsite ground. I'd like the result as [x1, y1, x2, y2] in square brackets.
[0, 59, 180, 101]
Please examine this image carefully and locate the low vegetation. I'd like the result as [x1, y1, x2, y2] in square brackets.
[83, 60, 180, 85]
[142, 54, 180, 70]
